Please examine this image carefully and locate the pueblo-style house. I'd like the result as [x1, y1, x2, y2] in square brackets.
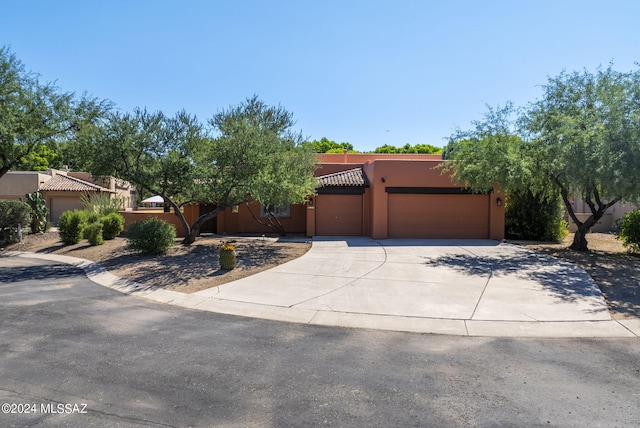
[211, 153, 505, 240]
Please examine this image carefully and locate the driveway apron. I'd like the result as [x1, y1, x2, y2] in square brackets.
[195, 237, 611, 322]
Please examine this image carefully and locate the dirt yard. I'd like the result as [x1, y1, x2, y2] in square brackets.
[3, 232, 311, 294]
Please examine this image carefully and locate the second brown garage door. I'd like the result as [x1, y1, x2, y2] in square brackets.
[388, 193, 490, 239]
[315, 194, 363, 236]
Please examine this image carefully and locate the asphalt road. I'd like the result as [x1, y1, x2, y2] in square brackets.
[1, 256, 639, 427]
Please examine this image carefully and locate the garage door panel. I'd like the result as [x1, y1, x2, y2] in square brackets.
[51, 197, 83, 224]
[316, 194, 362, 236]
[388, 194, 489, 239]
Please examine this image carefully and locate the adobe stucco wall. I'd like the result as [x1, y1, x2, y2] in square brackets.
[0, 171, 51, 200]
[316, 153, 442, 164]
[120, 204, 200, 237]
[217, 202, 307, 235]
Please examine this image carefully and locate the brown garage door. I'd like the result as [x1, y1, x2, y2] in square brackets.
[50, 196, 84, 224]
[388, 193, 490, 239]
[315, 194, 363, 236]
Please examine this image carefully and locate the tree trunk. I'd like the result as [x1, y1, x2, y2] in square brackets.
[570, 224, 590, 251]
[0, 165, 10, 181]
[183, 207, 222, 245]
[569, 215, 598, 251]
[553, 178, 615, 252]
[268, 213, 286, 237]
[245, 203, 286, 236]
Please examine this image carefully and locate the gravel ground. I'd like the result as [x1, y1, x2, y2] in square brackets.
[2, 231, 311, 293]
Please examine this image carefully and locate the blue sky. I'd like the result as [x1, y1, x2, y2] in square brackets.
[2, 0, 639, 151]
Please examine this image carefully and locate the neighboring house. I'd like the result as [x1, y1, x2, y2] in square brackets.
[214, 153, 505, 240]
[567, 197, 637, 233]
[0, 169, 136, 224]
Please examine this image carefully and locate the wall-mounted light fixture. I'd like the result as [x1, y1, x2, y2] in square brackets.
[496, 197, 503, 207]
[381, 177, 386, 183]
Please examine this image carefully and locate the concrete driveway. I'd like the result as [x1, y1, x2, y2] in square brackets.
[6, 238, 640, 337]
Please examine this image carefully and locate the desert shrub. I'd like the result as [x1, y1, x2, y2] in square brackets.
[86, 211, 100, 225]
[81, 193, 123, 216]
[100, 212, 125, 240]
[0, 200, 32, 244]
[505, 190, 568, 242]
[617, 210, 640, 254]
[83, 222, 104, 246]
[58, 210, 88, 245]
[127, 217, 176, 255]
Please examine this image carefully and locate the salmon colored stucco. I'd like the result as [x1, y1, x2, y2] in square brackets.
[309, 154, 505, 240]
[216, 202, 307, 235]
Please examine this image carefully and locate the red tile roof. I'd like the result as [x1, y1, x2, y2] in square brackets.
[39, 174, 112, 192]
[317, 168, 368, 187]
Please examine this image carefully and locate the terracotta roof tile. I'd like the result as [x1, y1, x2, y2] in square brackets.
[317, 168, 368, 187]
[39, 174, 112, 192]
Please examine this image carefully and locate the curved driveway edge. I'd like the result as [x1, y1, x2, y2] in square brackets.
[3, 238, 639, 338]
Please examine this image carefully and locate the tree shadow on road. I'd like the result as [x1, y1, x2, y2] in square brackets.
[0, 263, 84, 283]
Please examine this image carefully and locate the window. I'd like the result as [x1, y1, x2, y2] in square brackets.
[260, 204, 290, 218]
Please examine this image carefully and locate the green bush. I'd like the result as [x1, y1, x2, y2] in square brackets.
[0, 200, 32, 244]
[83, 222, 104, 246]
[505, 190, 568, 242]
[58, 210, 88, 245]
[100, 212, 125, 240]
[126, 217, 176, 255]
[617, 210, 640, 254]
[86, 211, 100, 225]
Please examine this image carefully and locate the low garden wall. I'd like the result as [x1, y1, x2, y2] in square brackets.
[120, 205, 199, 237]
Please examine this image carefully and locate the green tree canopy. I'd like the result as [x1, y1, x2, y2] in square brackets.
[201, 96, 317, 238]
[444, 65, 640, 250]
[13, 143, 61, 171]
[304, 137, 355, 153]
[87, 108, 208, 240]
[373, 143, 442, 154]
[0, 47, 110, 179]
[87, 96, 317, 244]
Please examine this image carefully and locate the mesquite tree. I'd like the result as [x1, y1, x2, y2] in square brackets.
[444, 65, 640, 251]
[0, 47, 110, 180]
[88, 96, 316, 244]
